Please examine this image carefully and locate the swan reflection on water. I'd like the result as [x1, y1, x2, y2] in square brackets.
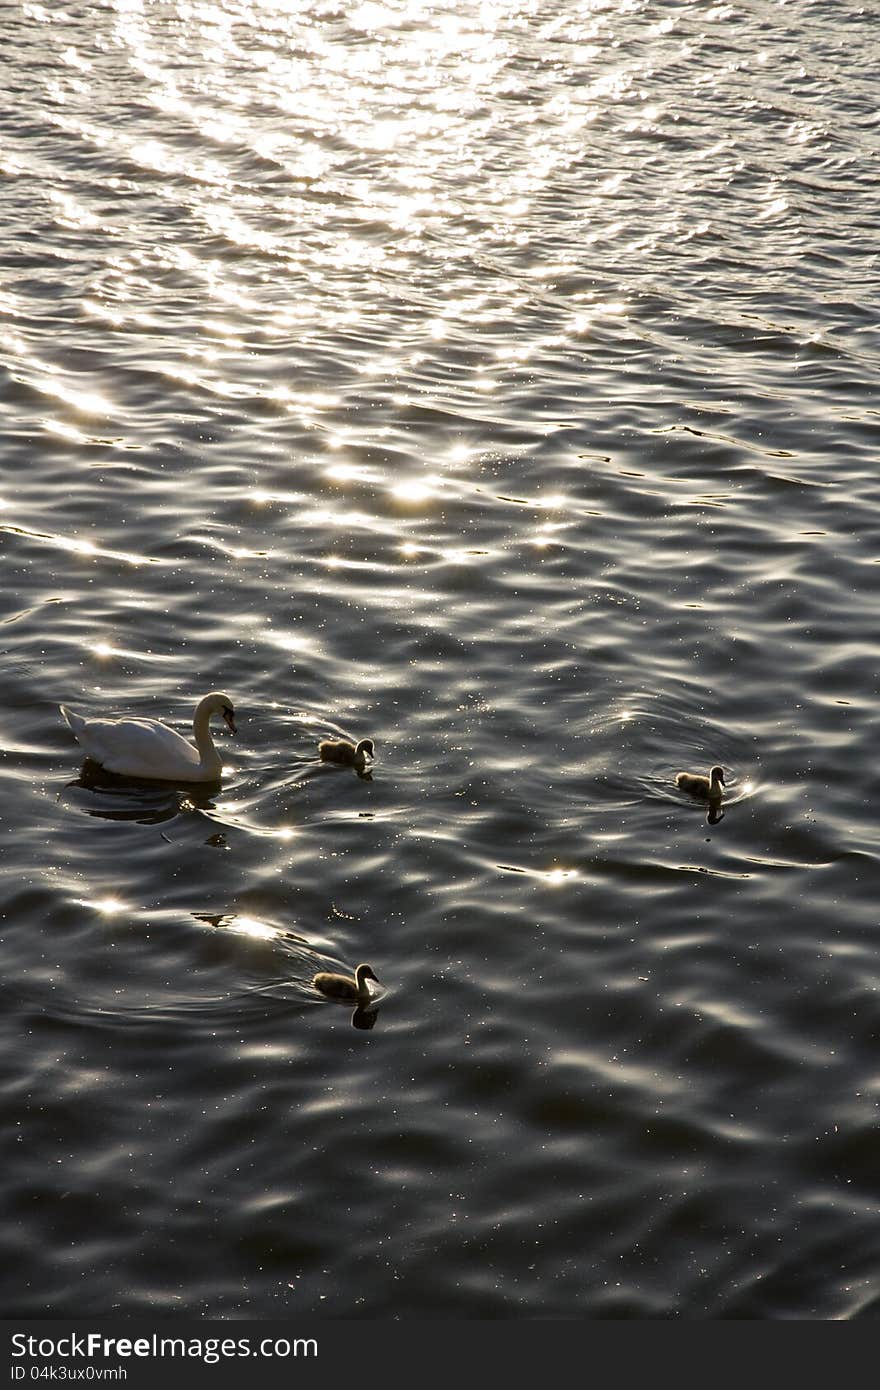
[351, 1006, 379, 1031]
[66, 758, 219, 825]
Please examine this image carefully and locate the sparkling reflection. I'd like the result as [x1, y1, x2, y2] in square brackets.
[392, 480, 435, 505]
[77, 895, 125, 916]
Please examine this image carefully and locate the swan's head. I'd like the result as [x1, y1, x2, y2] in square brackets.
[355, 739, 375, 760]
[710, 765, 724, 785]
[355, 964, 379, 988]
[203, 691, 236, 735]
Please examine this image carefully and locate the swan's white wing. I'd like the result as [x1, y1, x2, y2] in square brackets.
[65, 713, 201, 779]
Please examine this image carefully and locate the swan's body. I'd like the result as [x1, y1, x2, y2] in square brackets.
[313, 962, 378, 1003]
[318, 737, 374, 771]
[675, 764, 725, 800]
[60, 692, 236, 782]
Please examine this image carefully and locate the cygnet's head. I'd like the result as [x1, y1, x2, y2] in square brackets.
[710, 765, 725, 784]
[356, 739, 375, 760]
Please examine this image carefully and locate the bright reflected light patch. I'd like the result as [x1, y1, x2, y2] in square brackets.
[265, 629, 313, 655]
[224, 916, 279, 941]
[392, 480, 433, 504]
[87, 897, 124, 915]
[350, 2, 395, 34]
[40, 381, 112, 417]
[44, 419, 89, 443]
[545, 868, 577, 886]
[325, 463, 361, 483]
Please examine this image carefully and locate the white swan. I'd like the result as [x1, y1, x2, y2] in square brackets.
[60, 692, 236, 782]
[313, 963, 379, 1003]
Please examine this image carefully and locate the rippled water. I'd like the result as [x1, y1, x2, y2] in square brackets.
[2, 0, 879, 1319]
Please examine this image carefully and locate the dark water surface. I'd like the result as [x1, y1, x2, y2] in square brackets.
[2, 0, 879, 1318]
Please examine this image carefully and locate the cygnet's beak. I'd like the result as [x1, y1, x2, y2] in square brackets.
[224, 710, 237, 735]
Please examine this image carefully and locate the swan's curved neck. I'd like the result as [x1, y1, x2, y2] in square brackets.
[193, 701, 221, 772]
